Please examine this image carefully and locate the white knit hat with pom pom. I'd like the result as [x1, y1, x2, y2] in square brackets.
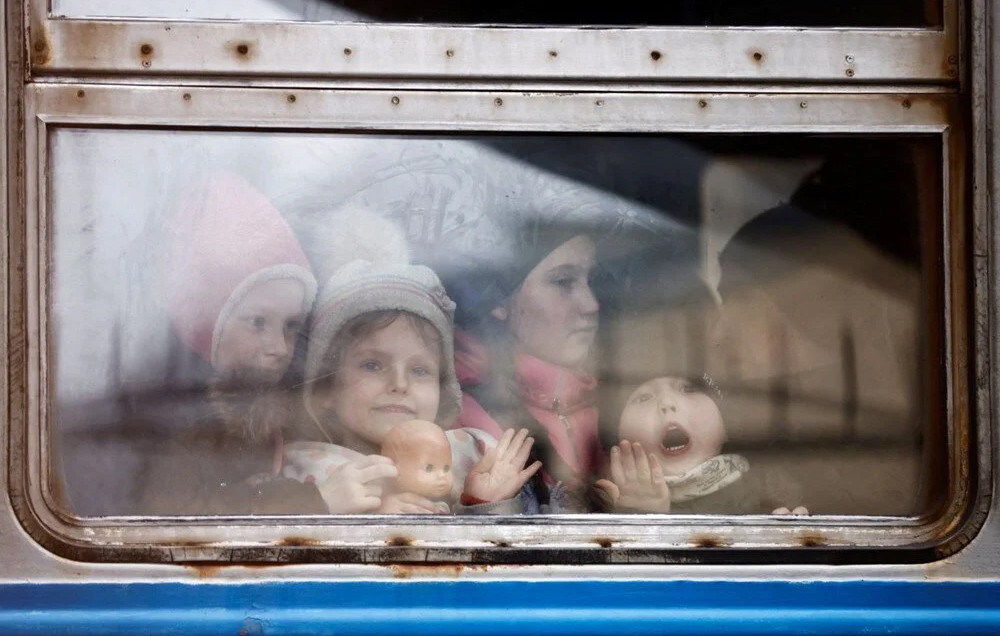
[303, 208, 461, 437]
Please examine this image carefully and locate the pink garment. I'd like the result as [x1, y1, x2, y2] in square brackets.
[454, 331, 603, 481]
[161, 170, 316, 364]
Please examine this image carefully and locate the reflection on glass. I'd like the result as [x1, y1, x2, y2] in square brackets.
[49, 130, 939, 518]
[53, 0, 940, 27]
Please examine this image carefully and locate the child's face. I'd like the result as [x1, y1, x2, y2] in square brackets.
[321, 317, 442, 448]
[394, 437, 453, 500]
[497, 235, 599, 369]
[617, 376, 726, 476]
[215, 278, 306, 384]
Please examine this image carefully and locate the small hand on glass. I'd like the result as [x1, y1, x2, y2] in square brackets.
[594, 440, 672, 513]
[463, 428, 543, 503]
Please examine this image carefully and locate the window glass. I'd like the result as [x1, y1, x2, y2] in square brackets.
[49, 129, 940, 519]
[52, 0, 941, 27]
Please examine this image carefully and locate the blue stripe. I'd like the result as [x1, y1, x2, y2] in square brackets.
[1, 580, 1000, 635]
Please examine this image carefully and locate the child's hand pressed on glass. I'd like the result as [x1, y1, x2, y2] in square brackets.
[463, 428, 543, 503]
[595, 440, 672, 513]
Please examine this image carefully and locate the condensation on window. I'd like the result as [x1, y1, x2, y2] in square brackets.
[48, 129, 940, 519]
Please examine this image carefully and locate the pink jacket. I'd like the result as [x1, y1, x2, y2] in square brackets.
[453, 331, 604, 483]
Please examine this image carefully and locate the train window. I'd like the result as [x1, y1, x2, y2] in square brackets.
[51, 0, 942, 28]
[11, 85, 971, 563]
[29, 1, 958, 82]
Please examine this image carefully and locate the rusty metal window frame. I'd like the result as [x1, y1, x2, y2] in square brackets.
[26, 0, 961, 85]
[8, 83, 977, 564]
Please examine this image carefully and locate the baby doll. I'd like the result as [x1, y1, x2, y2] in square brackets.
[597, 373, 808, 515]
[380, 419, 454, 513]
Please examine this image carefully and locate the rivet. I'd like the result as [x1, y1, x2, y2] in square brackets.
[845, 54, 854, 63]
[445, 49, 454, 57]
[752, 51, 763, 62]
[845, 68, 855, 77]
[344, 47, 352, 56]
[33, 42, 45, 52]
[141, 60, 151, 68]
[698, 99, 708, 108]
[549, 50, 558, 58]
[901, 99, 912, 109]
[183, 93, 191, 101]
[76, 89, 85, 98]
[595, 99, 604, 106]
[391, 96, 400, 105]
[948, 68, 957, 77]
[140, 43, 153, 56]
[287, 94, 296, 103]
[947, 54, 958, 64]
[650, 50, 662, 61]
[799, 101, 808, 109]
[237, 43, 249, 55]
[494, 97, 503, 107]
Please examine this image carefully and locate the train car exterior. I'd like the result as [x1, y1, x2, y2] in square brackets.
[4, 0, 1000, 634]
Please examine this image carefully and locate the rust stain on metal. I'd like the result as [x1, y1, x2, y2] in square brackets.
[186, 564, 222, 578]
[902, 99, 912, 109]
[691, 535, 729, 548]
[230, 41, 255, 61]
[139, 42, 154, 69]
[31, 23, 52, 66]
[592, 538, 613, 548]
[650, 50, 662, 61]
[798, 534, 826, 547]
[277, 536, 319, 547]
[386, 536, 413, 547]
[389, 564, 486, 579]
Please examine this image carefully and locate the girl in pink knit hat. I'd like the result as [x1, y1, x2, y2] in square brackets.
[134, 170, 335, 515]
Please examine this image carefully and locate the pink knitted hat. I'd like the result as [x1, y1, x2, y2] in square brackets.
[161, 170, 317, 367]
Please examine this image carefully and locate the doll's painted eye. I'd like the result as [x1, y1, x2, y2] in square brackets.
[248, 315, 268, 330]
[425, 464, 434, 472]
[443, 465, 451, 473]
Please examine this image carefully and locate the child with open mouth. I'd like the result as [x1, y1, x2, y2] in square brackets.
[595, 373, 809, 515]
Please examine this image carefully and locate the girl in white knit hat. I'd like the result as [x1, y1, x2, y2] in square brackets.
[282, 210, 541, 514]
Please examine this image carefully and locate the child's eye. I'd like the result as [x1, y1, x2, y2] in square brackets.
[411, 365, 435, 378]
[551, 277, 575, 291]
[248, 315, 268, 330]
[424, 464, 434, 472]
[631, 392, 653, 404]
[284, 318, 302, 334]
[360, 360, 381, 372]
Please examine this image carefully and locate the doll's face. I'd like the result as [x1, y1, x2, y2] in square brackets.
[618, 376, 726, 476]
[215, 278, 306, 384]
[321, 316, 441, 448]
[392, 435, 453, 500]
[495, 235, 599, 369]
